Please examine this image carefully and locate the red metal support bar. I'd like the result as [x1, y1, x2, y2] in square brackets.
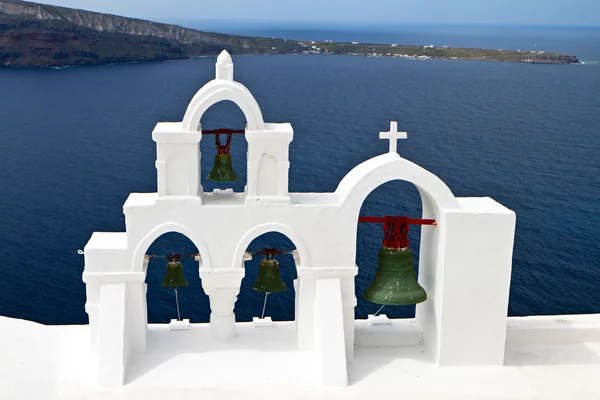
[359, 216, 437, 226]
[201, 129, 245, 135]
[359, 216, 437, 248]
[255, 248, 285, 259]
[146, 249, 294, 260]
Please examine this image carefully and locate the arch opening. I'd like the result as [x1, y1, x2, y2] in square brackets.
[182, 81, 266, 132]
[200, 100, 248, 193]
[144, 232, 210, 324]
[355, 180, 424, 320]
[235, 227, 308, 323]
[336, 154, 459, 218]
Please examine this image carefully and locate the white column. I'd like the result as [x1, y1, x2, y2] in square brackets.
[84, 282, 100, 350]
[296, 273, 316, 350]
[314, 278, 348, 386]
[435, 198, 516, 366]
[340, 274, 357, 361]
[291, 250, 304, 339]
[246, 161, 259, 197]
[152, 123, 202, 198]
[293, 278, 299, 328]
[126, 282, 147, 352]
[278, 161, 290, 197]
[200, 269, 245, 341]
[155, 160, 167, 195]
[297, 267, 357, 355]
[97, 283, 128, 387]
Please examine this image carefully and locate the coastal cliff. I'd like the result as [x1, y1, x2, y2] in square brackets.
[0, 0, 580, 67]
[0, 0, 300, 67]
[1, 0, 224, 44]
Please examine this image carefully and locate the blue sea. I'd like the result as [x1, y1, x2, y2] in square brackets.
[0, 25, 598, 325]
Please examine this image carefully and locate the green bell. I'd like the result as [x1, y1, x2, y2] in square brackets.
[161, 260, 188, 288]
[364, 247, 427, 305]
[207, 132, 237, 182]
[252, 258, 286, 293]
[207, 153, 238, 182]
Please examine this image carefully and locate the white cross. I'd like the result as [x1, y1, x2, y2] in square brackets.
[379, 121, 407, 154]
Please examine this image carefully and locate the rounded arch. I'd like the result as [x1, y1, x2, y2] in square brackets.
[336, 153, 460, 218]
[132, 222, 212, 273]
[233, 223, 310, 269]
[354, 180, 425, 320]
[182, 80, 266, 132]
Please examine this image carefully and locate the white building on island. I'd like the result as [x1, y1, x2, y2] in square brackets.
[2, 50, 600, 400]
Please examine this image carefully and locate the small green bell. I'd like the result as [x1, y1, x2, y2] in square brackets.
[161, 259, 188, 288]
[364, 247, 427, 305]
[207, 132, 237, 182]
[207, 153, 238, 182]
[252, 258, 286, 293]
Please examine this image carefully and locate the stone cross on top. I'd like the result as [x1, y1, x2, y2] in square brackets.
[380, 121, 407, 154]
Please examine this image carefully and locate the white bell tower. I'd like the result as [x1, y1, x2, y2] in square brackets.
[151, 50, 292, 204]
[83, 50, 516, 388]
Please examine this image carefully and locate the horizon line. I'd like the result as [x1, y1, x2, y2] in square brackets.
[158, 19, 600, 30]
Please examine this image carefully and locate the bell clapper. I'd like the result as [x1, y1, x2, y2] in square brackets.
[174, 288, 182, 321]
[374, 304, 385, 316]
[161, 255, 188, 322]
[261, 292, 269, 320]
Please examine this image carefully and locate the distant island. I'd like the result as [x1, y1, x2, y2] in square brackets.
[0, 0, 580, 68]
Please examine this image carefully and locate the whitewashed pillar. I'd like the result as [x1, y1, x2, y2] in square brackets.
[83, 269, 147, 387]
[152, 125, 203, 198]
[293, 278, 299, 327]
[200, 269, 245, 341]
[433, 198, 516, 365]
[96, 283, 128, 387]
[296, 271, 316, 350]
[83, 281, 101, 350]
[297, 267, 356, 386]
[126, 281, 147, 352]
[245, 126, 293, 204]
[314, 277, 348, 386]
[340, 271, 358, 361]
[297, 267, 357, 357]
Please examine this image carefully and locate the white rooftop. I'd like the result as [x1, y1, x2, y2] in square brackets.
[2, 314, 600, 399]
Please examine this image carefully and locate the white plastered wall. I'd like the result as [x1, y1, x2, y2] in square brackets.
[82, 50, 516, 387]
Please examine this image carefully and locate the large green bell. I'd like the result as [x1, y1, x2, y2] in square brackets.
[252, 258, 286, 293]
[161, 260, 189, 288]
[364, 247, 427, 305]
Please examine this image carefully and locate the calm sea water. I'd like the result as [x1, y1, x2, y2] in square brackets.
[0, 27, 599, 325]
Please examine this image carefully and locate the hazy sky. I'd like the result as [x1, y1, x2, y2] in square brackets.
[38, 0, 600, 26]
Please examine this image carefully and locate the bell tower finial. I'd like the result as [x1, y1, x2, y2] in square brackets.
[216, 50, 234, 81]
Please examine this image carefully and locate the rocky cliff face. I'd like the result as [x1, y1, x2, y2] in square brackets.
[0, 0, 219, 45]
[0, 16, 201, 67]
[0, 0, 301, 67]
[0, 0, 59, 20]
[529, 54, 580, 64]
